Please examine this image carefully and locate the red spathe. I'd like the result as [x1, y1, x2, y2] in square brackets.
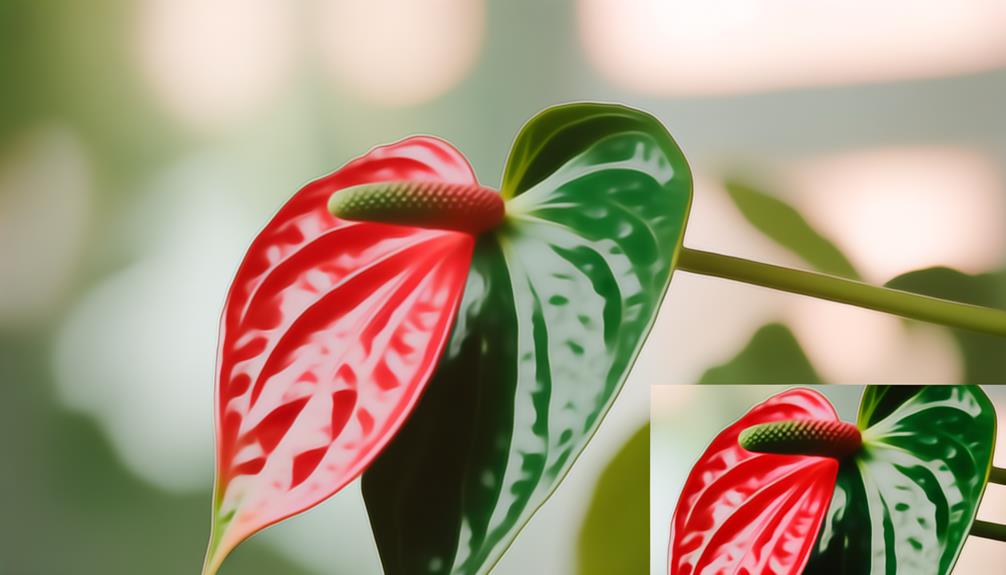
[669, 388, 840, 575]
[207, 136, 481, 571]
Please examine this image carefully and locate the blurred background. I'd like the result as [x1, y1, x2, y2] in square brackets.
[652, 386, 1006, 574]
[1, 0, 1005, 573]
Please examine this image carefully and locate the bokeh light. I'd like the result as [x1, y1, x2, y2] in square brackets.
[54, 155, 260, 491]
[580, 0, 1006, 95]
[136, 0, 299, 131]
[785, 298, 961, 384]
[316, 0, 485, 107]
[0, 126, 91, 326]
[790, 147, 1006, 283]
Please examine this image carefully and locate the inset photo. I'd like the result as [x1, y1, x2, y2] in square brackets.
[652, 385, 1006, 575]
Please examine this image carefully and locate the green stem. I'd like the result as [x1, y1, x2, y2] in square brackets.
[971, 520, 1006, 543]
[676, 248, 1006, 337]
[991, 466, 1006, 486]
[971, 467, 1006, 543]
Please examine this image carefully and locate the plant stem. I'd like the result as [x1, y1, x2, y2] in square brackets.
[676, 248, 1006, 337]
[968, 468, 1006, 543]
[991, 466, 1006, 486]
[971, 520, 1006, 543]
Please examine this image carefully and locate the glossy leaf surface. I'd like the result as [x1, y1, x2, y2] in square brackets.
[364, 103, 692, 574]
[669, 388, 840, 575]
[205, 137, 479, 574]
[804, 386, 997, 575]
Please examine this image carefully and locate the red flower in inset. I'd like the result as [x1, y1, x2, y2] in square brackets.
[669, 388, 847, 575]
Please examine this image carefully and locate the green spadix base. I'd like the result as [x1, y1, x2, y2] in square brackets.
[329, 180, 504, 234]
[739, 419, 862, 460]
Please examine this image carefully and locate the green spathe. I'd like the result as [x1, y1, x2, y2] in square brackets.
[806, 386, 997, 575]
[362, 103, 692, 575]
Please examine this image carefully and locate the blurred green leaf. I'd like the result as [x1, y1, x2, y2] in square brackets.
[0, 0, 179, 208]
[725, 180, 860, 279]
[578, 424, 648, 575]
[698, 323, 824, 384]
[886, 267, 1006, 383]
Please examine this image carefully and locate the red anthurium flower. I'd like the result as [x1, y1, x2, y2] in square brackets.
[202, 103, 695, 575]
[204, 137, 498, 574]
[669, 388, 849, 575]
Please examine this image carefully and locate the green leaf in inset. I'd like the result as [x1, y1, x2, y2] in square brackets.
[698, 323, 824, 384]
[886, 267, 1006, 384]
[725, 180, 859, 279]
[805, 385, 997, 575]
[363, 103, 692, 575]
[578, 423, 648, 575]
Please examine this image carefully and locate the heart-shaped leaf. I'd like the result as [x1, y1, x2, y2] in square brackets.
[205, 137, 480, 574]
[804, 385, 997, 575]
[669, 388, 840, 575]
[363, 103, 693, 574]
